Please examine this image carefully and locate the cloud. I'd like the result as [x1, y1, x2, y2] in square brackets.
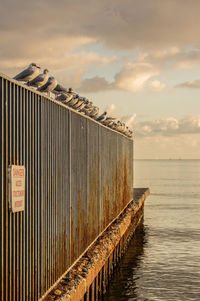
[1, 0, 200, 68]
[149, 80, 166, 91]
[120, 114, 137, 127]
[1, 35, 117, 76]
[79, 76, 111, 93]
[97, 105, 200, 139]
[176, 80, 200, 89]
[78, 62, 159, 92]
[135, 134, 200, 159]
[114, 63, 158, 91]
[137, 46, 200, 72]
[2, 0, 200, 96]
[132, 115, 200, 137]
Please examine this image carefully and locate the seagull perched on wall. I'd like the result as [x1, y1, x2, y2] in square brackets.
[52, 84, 68, 95]
[88, 106, 99, 118]
[71, 97, 86, 110]
[96, 111, 107, 122]
[66, 94, 79, 107]
[28, 69, 49, 88]
[102, 116, 116, 126]
[78, 100, 91, 113]
[110, 122, 118, 130]
[13, 63, 41, 83]
[38, 76, 57, 94]
[56, 93, 73, 104]
[128, 130, 133, 138]
[77, 99, 89, 111]
[84, 103, 95, 116]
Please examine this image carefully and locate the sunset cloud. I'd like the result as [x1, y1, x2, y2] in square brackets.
[1, 0, 200, 75]
[2, 0, 200, 51]
[78, 62, 159, 92]
[132, 115, 200, 137]
[1, 0, 200, 159]
[149, 80, 166, 91]
[114, 63, 158, 91]
[176, 80, 200, 89]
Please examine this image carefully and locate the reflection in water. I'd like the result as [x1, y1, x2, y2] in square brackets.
[104, 160, 200, 301]
[103, 220, 148, 301]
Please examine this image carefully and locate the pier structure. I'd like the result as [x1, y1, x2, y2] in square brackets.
[0, 72, 149, 301]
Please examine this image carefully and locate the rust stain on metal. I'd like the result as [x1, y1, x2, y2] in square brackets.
[0, 72, 135, 300]
[43, 188, 150, 301]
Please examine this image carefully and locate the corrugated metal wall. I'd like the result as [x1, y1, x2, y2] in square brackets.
[0, 73, 133, 300]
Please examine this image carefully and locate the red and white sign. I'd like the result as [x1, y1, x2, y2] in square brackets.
[8, 165, 25, 213]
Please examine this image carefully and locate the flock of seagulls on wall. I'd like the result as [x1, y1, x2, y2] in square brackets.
[13, 63, 133, 138]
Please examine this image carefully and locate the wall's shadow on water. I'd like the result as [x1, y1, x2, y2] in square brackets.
[103, 220, 149, 301]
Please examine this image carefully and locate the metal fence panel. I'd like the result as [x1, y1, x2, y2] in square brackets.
[87, 119, 100, 245]
[70, 112, 88, 264]
[0, 73, 133, 300]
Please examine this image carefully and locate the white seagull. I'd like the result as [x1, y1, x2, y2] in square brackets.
[56, 93, 73, 104]
[13, 63, 41, 82]
[38, 76, 57, 93]
[28, 69, 49, 88]
[52, 84, 68, 95]
[88, 106, 99, 118]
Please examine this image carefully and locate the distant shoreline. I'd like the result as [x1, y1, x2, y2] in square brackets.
[135, 158, 200, 160]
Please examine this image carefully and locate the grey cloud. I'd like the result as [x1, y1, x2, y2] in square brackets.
[132, 116, 200, 137]
[79, 62, 158, 92]
[1, 0, 200, 60]
[79, 76, 112, 93]
[2, 0, 200, 87]
[138, 47, 200, 71]
[176, 80, 200, 89]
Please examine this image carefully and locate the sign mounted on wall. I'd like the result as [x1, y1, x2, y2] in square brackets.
[8, 165, 25, 213]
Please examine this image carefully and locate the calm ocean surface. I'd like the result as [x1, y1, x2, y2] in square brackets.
[104, 160, 200, 301]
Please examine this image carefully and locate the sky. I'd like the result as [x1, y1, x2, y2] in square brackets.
[1, 0, 200, 159]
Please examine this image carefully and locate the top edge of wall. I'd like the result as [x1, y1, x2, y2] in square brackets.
[0, 72, 133, 140]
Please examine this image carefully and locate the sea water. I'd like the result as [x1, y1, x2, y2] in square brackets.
[104, 160, 200, 301]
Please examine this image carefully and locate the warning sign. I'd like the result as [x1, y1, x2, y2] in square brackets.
[8, 165, 25, 213]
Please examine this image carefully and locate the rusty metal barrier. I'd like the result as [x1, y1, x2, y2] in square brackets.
[0, 72, 133, 300]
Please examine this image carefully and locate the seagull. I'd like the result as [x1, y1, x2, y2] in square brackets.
[56, 93, 73, 104]
[117, 122, 126, 133]
[77, 99, 89, 111]
[123, 126, 129, 136]
[66, 94, 79, 107]
[113, 121, 120, 131]
[79, 101, 92, 113]
[13, 63, 41, 82]
[28, 69, 49, 88]
[84, 104, 95, 116]
[88, 106, 99, 118]
[52, 84, 68, 95]
[110, 122, 118, 130]
[71, 97, 86, 110]
[38, 76, 57, 93]
[68, 87, 74, 94]
[102, 116, 116, 126]
[128, 130, 133, 138]
[107, 120, 115, 127]
[96, 111, 107, 122]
